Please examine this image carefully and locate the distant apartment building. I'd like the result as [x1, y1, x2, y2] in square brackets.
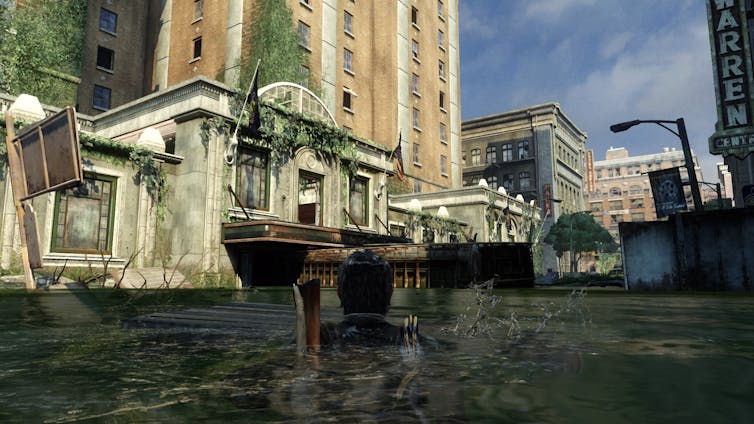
[461, 102, 588, 272]
[718, 162, 734, 205]
[586, 147, 704, 239]
[74, 0, 462, 192]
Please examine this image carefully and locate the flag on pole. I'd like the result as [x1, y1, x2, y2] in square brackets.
[239, 64, 261, 138]
[393, 133, 406, 181]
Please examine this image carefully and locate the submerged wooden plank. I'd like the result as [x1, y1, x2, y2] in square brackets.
[121, 302, 344, 335]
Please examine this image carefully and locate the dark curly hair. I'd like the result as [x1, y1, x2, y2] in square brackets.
[337, 250, 394, 315]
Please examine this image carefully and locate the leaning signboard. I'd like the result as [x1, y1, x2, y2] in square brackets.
[707, 0, 754, 158]
[12, 107, 83, 201]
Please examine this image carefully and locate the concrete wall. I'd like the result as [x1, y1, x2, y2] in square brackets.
[620, 208, 754, 291]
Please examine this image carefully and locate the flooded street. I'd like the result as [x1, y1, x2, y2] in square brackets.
[1, 287, 752, 423]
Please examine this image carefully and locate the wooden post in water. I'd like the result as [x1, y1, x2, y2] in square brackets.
[4, 111, 37, 290]
[293, 278, 321, 354]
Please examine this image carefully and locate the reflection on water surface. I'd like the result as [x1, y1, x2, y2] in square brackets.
[0, 288, 752, 423]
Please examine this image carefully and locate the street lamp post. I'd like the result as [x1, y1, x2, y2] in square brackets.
[610, 118, 703, 212]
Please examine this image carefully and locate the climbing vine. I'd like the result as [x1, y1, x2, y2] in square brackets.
[407, 210, 463, 240]
[201, 102, 360, 176]
[79, 133, 169, 222]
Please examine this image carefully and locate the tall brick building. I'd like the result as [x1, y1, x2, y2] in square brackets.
[76, 0, 462, 191]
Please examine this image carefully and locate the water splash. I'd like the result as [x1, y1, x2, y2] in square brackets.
[441, 283, 591, 340]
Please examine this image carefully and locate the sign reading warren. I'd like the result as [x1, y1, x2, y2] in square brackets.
[708, 0, 754, 158]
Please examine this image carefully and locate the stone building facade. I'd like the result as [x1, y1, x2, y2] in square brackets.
[461, 102, 587, 272]
[74, 0, 462, 193]
[1, 77, 397, 280]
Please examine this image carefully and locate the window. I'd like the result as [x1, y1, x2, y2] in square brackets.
[237, 148, 269, 210]
[590, 202, 603, 212]
[51, 174, 116, 253]
[609, 187, 621, 197]
[348, 176, 368, 226]
[629, 184, 642, 195]
[299, 65, 310, 87]
[471, 148, 481, 165]
[519, 171, 531, 190]
[192, 37, 202, 60]
[344, 11, 353, 35]
[99, 8, 117, 34]
[411, 73, 420, 95]
[92, 85, 111, 111]
[96, 46, 114, 71]
[413, 142, 420, 164]
[501, 144, 512, 161]
[631, 212, 645, 222]
[343, 48, 353, 73]
[439, 122, 447, 143]
[439, 91, 446, 110]
[609, 200, 623, 210]
[422, 225, 435, 243]
[298, 21, 310, 49]
[440, 155, 447, 175]
[438, 29, 445, 50]
[486, 146, 496, 164]
[411, 39, 419, 61]
[342, 88, 353, 111]
[300, 0, 310, 6]
[437, 0, 444, 17]
[630, 198, 644, 209]
[488, 176, 498, 189]
[411, 6, 418, 26]
[439, 60, 445, 79]
[503, 174, 514, 190]
[414, 180, 422, 193]
[461, 151, 466, 166]
[518, 140, 529, 159]
[412, 108, 420, 130]
[194, 0, 203, 20]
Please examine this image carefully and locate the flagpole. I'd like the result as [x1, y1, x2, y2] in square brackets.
[226, 59, 261, 165]
[233, 58, 261, 140]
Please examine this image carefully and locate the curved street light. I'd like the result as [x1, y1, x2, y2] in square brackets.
[609, 118, 703, 212]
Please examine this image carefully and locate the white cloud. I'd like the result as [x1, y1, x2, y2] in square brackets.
[459, 2, 499, 40]
[525, 0, 598, 20]
[600, 32, 635, 60]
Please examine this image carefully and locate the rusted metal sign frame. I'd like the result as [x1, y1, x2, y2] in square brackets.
[12, 107, 83, 201]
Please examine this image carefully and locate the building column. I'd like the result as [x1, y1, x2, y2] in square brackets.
[224, 0, 244, 88]
[153, 0, 172, 91]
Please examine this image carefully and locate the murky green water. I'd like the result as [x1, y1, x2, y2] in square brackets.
[1, 287, 752, 423]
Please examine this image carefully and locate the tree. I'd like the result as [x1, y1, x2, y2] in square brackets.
[544, 212, 617, 273]
[0, 0, 87, 107]
[240, 0, 310, 91]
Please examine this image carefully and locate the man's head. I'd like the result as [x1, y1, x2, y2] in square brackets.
[337, 250, 394, 315]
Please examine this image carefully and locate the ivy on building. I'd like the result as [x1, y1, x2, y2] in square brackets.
[240, 0, 311, 91]
[202, 101, 359, 175]
[0, 0, 87, 107]
[407, 210, 463, 240]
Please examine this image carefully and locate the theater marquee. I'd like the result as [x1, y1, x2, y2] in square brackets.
[708, 0, 754, 158]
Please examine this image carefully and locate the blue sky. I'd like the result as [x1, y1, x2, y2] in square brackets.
[459, 0, 719, 182]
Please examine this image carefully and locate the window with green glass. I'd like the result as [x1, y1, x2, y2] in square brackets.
[51, 174, 116, 253]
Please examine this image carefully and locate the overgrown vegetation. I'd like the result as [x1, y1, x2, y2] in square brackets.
[240, 0, 311, 90]
[0, 0, 87, 107]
